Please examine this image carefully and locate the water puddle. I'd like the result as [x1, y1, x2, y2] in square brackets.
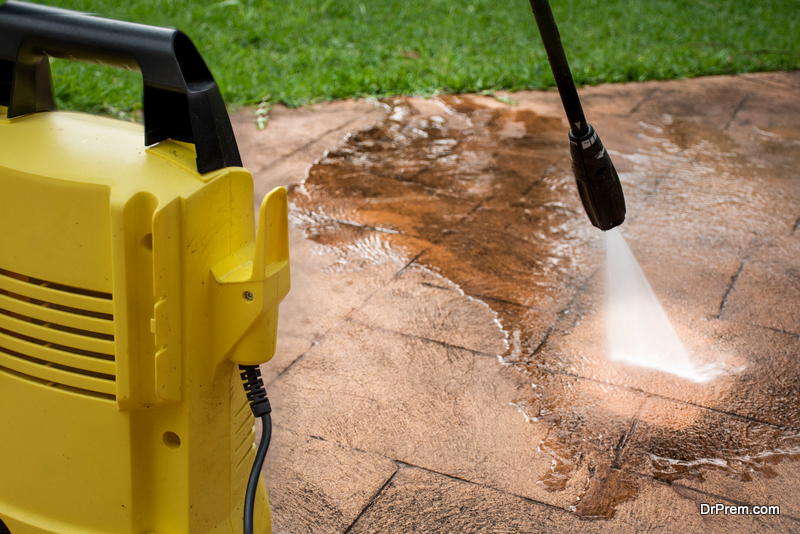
[289, 95, 800, 518]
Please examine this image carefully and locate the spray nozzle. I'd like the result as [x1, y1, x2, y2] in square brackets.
[569, 125, 626, 231]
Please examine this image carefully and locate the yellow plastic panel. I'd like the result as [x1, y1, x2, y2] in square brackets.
[0, 371, 130, 532]
[111, 191, 159, 408]
[0, 106, 276, 533]
[152, 198, 183, 403]
[0, 168, 113, 293]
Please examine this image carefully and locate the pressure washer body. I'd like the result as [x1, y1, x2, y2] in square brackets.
[528, 0, 626, 231]
[0, 2, 288, 533]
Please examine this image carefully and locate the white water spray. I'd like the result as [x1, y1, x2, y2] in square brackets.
[604, 228, 723, 382]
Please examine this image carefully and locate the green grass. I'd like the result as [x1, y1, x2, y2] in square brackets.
[15, 0, 800, 118]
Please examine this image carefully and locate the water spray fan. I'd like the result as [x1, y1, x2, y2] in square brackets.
[0, 2, 288, 533]
[527, 0, 626, 231]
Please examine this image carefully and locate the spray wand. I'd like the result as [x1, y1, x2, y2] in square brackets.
[527, 0, 626, 231]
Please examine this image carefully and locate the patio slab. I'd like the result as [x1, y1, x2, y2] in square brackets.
[232, 71, 800, 533]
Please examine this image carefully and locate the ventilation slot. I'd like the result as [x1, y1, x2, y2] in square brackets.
[233, 396, 256, 472]
[0, 268, 116, 400]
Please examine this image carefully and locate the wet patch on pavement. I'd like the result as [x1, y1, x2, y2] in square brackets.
[289, 94, 800, 519]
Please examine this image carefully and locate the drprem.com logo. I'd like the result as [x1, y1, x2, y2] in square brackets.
[700, 503, 780, 516]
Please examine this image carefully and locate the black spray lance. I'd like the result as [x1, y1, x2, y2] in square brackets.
[527, 0, 626, 231]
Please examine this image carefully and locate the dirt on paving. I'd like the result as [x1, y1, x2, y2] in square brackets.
[286, 83, 800, 519]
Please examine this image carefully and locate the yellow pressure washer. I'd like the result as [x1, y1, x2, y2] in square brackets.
[0, 2, 288, 533]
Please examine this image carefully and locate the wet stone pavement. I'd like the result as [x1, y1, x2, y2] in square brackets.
[231, 71, 800, 533]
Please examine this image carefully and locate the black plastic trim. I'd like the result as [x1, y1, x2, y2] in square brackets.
[0, 1, 242, 174]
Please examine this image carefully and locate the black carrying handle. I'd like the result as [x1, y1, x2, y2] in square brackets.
[0, 0, 242, 174]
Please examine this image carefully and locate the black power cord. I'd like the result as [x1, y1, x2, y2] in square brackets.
[238, 364, 272, 534]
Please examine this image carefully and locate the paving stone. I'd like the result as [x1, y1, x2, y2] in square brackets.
[614, 474, 800, 533]
[232, 100, 381, 167]
[620, 397, 800, 526]
[233, 72, 800, 532]
[261, 333, 313, 387]
[268, 318, 582, 510]
[346, 464, 800, 533]
[275, 227, 402, 341]
[349, 264, 508, 356]
[673, 462, 800, 521]
[505, 88, 564, 121]
[346, 466, 594, 534]
[730, 79, 800, 133]
[232, 100, 384, 194]
[574, 80, 663, 119]
[723, 236, 800, 334]
[548, 287, 800, 427]
[262, 427, 397, 534]
[625, 396, 796, 469]
[629, 75, 755, 129]
[743, 71, 800, 91]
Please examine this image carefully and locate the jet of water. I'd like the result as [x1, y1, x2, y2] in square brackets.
[604, 228, 723, 382]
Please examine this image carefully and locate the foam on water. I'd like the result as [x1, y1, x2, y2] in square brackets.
[604, 228, 723, 382]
